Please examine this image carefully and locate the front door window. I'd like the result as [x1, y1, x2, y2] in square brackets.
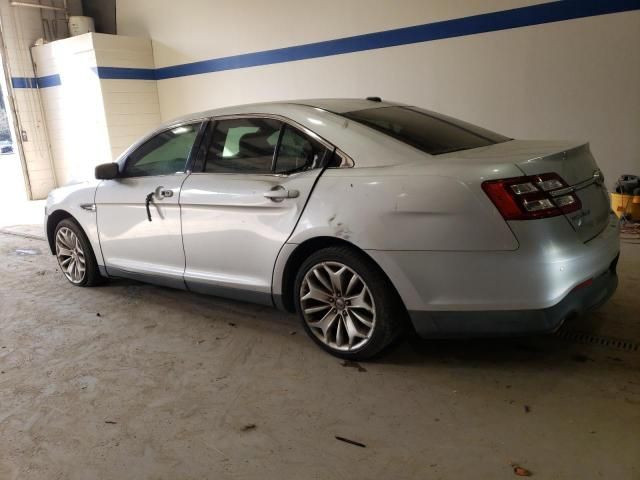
[122, 123, 201, 178]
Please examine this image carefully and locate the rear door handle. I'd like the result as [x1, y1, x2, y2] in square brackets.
[264, 186, 299, 202]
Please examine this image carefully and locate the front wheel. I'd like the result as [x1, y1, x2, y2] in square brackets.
[54, 218, 103, 287]
[294, 246, 404, 360]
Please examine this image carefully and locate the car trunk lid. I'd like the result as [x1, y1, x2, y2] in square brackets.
[444, 140, 610, 242]
[514, 142, 610, 242]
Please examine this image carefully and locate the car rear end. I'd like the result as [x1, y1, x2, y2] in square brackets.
[335, 103, 619, 337]
[473, 140, 619, 330]
[402, 140, 620, 337]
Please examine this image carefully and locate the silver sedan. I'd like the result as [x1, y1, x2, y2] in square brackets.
[45, 98, 619, 359]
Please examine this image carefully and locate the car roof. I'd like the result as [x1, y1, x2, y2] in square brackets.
[168, 98, 400, 125]
[285, 98, 399, 113]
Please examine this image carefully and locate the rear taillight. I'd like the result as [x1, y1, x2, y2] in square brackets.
[482, 173, 581, 220]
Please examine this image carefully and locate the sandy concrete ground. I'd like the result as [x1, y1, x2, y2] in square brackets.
[0, 231, 639, 480]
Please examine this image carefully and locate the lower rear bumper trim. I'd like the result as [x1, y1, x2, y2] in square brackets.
[409, 266, 618, 338]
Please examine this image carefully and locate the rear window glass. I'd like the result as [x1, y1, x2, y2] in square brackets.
[275, 125, 329, 174]
[342, 106, 510, 155]
[205, 118, 281, 174]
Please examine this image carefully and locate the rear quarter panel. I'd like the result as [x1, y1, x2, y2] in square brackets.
[289, 165, 520, 251]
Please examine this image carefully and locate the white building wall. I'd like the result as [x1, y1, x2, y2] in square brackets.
[116, 0, 640, 188]
[32, 33, 160, 185]
[33, 34, 108, 185]
[92, 34, 160, 160]
[0, 0, 67, 199]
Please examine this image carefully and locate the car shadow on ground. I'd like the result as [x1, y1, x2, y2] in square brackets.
[100, 277, 640, 372]
[380, 313, 640, 370]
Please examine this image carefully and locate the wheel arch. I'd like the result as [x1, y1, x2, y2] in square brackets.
[46, 209, 74, 254]
[276, 236, 407, 317]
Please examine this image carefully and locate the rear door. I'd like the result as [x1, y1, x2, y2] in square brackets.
[180, 116, 333, 303]
[95, 121, 204, 286]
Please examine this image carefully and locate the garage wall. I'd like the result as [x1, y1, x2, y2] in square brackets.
[0, 0, 67, 199]
[94, 34, 160, 160]
[32, 33, 160, 184]
[115, 0, 640, 188]
[33, 34, 108, 186]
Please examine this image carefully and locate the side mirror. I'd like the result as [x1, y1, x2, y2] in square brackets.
[95, 162, 119, 180]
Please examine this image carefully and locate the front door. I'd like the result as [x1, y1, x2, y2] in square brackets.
[95, 121, 203, 287]
[180, 117, 333, 303]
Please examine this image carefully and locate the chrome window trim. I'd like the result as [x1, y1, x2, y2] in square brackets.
[112, 172, 188, 179]
[116, 113, 355, 180]
[206, 113, 355, 170]
[185, 170, 319, 178]
[209, 113, 333, 149]
[331, 148, 355, 168]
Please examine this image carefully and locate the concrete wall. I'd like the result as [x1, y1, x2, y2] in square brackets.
[93, 34, 160, 160]
[32, 33, 159, 184]
[33, 34, 107, 185]
[0, 0, 68, 199]
[116, 0, 640, 188]
[0, 50, 26, 203]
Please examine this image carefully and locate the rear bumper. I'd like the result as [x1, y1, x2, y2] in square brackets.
[408, 259, 618, 338]
[366, 212, 620, 338]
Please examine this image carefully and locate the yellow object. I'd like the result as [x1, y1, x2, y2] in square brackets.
[610, 193, 640, 220]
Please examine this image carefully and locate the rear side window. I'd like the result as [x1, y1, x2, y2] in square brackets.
[342, 106, 509, 155]
[275, 125, 330, 174]
[205, 118, 281, 174]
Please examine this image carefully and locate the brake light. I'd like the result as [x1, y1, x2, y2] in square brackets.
[482, 173, 582, 220]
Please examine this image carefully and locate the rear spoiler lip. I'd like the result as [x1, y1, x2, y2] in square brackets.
[527, 140, 591, 160]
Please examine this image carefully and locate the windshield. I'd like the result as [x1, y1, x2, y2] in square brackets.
[342, 106, 510, 155]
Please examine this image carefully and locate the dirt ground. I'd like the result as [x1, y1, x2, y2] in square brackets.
[0, 230, 639, 479]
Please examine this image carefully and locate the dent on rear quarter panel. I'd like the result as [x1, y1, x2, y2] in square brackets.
[289, 170, 519, 251]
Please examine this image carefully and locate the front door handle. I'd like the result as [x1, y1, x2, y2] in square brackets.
[155, 186, 174, 198]
[145, 187, 173, 222]
[264, 186, 299, 202]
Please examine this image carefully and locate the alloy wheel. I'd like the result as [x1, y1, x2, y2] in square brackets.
[300, 261, 376, 351]
[55, 227, 86, 284]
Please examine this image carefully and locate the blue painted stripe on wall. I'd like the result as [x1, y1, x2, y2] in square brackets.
[95, 66, 156, 80]
[11, 77, 38, 88]
[148, 0, 639, 80]
[12, 0, 640, 86]
[11, 74, 61, 88]
[36, 74, 62, 88]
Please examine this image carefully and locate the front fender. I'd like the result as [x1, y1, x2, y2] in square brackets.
[45, 181, 103, 265]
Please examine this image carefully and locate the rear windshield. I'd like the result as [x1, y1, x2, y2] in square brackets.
[342, 106, 510, 155]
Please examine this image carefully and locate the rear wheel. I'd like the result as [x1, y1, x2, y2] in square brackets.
[54, 218, 103, 287]
[294, 246, 404, 360]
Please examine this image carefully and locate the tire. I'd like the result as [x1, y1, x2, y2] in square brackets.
[54, 218, 104, 287]
[294, 245, 405, 360]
